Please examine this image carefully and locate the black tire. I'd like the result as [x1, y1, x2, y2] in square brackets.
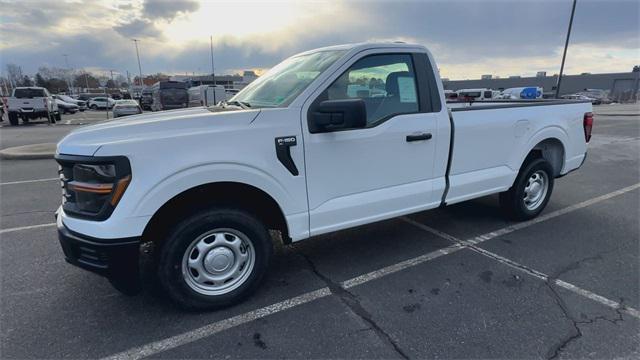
[91, 104, 98, 110]
[499, 158, 554, 221]
[8, 112, 19, 126]
[157, 208, 273, 310]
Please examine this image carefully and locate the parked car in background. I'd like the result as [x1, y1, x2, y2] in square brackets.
[54, 98, 79, 114]
[76, 93, 98, 102]
[188, 85, 227, 107]
[225, 88, 240, 98]
[113, 99, 142, 117]
[150, 81, 188, 111]
[0, 99, 5, 120]
[88, 97, 115, 110]
[54, 94, 86, 111]
[7, 86, 60, 125]
[140, 89, 153, 110]
[575, 89, 611, 105]
[456, 88, 499, 101]
[562, 94, 599, 104]
[500, 87, 543, 100]
[444, 90, 458, 100]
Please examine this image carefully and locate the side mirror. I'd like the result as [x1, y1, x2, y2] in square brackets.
[310, 99, 366, 133]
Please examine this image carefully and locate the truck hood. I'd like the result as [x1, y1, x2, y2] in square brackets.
[57, 107, 260, 156]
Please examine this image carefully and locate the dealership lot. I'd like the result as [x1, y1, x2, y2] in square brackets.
[1, 105, 638, 359]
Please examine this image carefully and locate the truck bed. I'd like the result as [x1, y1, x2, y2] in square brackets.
[443, 99, 592, 205]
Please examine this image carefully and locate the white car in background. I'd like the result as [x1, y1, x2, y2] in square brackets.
[112, 99, 142, 117]
[88, 96, 115, 110]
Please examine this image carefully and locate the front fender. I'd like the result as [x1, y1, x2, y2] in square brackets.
[133, 162, 296, 218]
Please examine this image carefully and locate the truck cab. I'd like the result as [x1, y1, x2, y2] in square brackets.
[55, 43, 592, 309]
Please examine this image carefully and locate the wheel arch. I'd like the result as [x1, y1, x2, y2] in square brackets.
[521, 137, 566, 177]
[141, 181, 291, 247]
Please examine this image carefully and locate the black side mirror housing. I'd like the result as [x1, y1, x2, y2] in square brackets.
[309, 99, 367, 133]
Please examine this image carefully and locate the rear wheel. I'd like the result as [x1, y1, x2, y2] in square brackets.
[157, 208, 273, 310]
[499, 158, 554, 221]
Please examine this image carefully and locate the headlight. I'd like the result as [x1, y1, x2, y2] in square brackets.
[56, 155, 131, 220]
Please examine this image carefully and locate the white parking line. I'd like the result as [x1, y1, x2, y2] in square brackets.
[467, 182, 640, 245]
[103, 288, 333, 360]
[0, 177, 58, 186]
[401, 215, 640, 319]
[0, 223, 56, 234]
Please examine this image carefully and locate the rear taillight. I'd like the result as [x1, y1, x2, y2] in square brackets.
[583, 112, 593, 143]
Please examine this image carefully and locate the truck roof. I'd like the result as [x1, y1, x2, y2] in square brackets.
[293, 42, 428, 58]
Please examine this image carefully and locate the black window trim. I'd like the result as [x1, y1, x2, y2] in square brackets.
[307, 51, 442, 133]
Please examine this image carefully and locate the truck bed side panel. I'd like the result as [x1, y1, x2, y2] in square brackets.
[445, 102, 590, 205]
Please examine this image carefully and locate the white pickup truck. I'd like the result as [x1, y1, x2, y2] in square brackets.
[55, 43, 593, 309]
[7, 87, 60, 126]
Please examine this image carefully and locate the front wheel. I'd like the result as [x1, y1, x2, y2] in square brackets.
[91, 104, 98, 110]
[499, 158, 554, 221]
[157, 208, 273, 310]
[8, 112, 19, 126]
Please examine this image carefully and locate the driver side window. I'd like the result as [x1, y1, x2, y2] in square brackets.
[320, 53, 419, 126]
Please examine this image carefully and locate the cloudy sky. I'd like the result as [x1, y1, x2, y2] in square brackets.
[1, 0, 638, 80]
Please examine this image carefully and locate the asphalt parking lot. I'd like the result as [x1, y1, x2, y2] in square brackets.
[1, 104, 639, 359]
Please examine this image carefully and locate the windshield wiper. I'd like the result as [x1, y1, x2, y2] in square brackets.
[224, 100, 251, 109]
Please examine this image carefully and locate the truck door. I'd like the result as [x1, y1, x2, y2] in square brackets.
[302, 50, 448, 236]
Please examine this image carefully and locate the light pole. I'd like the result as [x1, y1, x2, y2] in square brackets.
[555, 0, 577, 99]
[210, 35, 215, 86]
[62, 54, 72, 93]
[132, 39, 144, 88]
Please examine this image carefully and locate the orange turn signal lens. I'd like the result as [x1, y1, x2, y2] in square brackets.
[109, 175, 132, 206]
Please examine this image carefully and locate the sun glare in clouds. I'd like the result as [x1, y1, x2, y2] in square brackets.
[164, 1, 306, 45]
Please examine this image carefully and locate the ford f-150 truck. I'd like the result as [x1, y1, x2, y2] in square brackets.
[7, 87, 60, 125]
[55, 43, 593, 310]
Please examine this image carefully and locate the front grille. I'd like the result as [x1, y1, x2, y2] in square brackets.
[58, 164, 74, 205]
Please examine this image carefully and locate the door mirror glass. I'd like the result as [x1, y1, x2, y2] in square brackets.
[310, 99, 366, 133]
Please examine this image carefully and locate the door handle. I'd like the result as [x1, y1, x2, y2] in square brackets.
[406, 133, 432, 142]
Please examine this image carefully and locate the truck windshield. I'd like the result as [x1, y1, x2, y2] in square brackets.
[14, 88, 46, 98]
[231, 50, 346, 108]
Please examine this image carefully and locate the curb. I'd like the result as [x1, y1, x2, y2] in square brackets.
[0, 143, 57, 160]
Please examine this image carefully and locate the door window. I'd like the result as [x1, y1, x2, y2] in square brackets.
[319, 54, 419, 126]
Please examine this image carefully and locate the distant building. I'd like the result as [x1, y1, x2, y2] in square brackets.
[481, 74, 493, 80]
[536, 71, 547, 77]
[443, 71, 640, 102]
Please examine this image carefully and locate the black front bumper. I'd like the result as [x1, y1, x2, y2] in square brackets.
[58, 220, 142, 293]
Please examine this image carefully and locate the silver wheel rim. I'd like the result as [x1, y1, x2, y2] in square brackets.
[523, 170, 549, 211]
[181, 228, 255, 296]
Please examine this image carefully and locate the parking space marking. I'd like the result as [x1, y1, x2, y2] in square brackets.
[466, 182, 640, 246]
[103, 288, 332, 360]
[0, 177, 58, 186]
[0, 222, 56, 234]
[342, 243, 464, 289]
[401, 219, 640, 320]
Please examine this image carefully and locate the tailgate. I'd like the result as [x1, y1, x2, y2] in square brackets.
[9, 98, 45, 111]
